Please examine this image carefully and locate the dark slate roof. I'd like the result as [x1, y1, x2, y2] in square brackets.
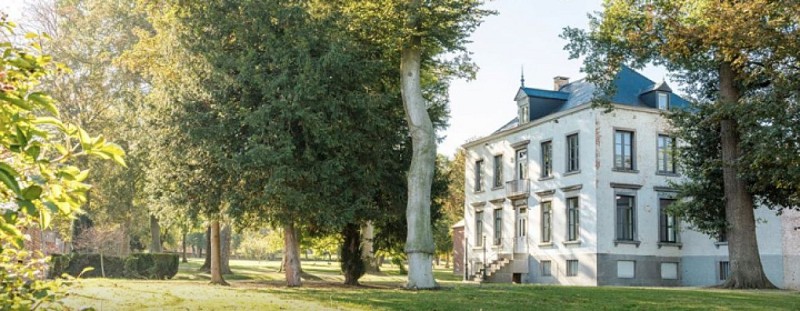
[492, 66, 691, 135]
[521, 88, 570, 100]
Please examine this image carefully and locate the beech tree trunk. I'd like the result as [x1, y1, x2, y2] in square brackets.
[221, 223, 232, 274]
[209, 220, 228, 285]
[283, 221, 302, 287]
[718, 62, 775, 289]
[400, 11, 437, 289]
[342, 223, 365, 286]
[361, 222, 378, 273]
[149, 215, 161, 253]
[200, 225, 211, 272]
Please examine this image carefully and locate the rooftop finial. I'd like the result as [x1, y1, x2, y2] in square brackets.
[520, 65, 526, 87]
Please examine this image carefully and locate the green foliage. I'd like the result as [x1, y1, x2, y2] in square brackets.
[236, 229, 283, 260]
[48, 253, 178, 280]
[0, 12, 125, 309]
[339, 224, 365, 284]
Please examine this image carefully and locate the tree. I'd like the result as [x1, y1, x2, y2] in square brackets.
[562, 0, 800, 289]
[0, 13, 125, 308]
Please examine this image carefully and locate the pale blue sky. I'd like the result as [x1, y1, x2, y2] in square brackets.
[2, 0, 673, 157]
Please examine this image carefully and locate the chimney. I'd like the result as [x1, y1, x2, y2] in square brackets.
[553, 76, 570, 91]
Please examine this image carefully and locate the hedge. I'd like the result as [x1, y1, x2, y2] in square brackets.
[48, 253, 179, 280]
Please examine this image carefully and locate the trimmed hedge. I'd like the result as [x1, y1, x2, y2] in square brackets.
[48, 253, 179, 280]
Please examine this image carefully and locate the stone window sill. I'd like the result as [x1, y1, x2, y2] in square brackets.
[563, 170, 581, 176]
[538, 242, 554, 248]
[656, 172, 680, 177]
[491, 185, 504, 190]
[714, 241, 728, 249]
[612, 168, 639, 174]
[658, 242, 682, 249]
[614, 240, 641, 247]
[562, 240, 581, 246]
[538, 176, 555, 181]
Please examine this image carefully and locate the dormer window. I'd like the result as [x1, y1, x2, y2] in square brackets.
[657, 92, 669, 110]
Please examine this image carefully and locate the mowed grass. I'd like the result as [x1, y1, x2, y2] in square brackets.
[63, 258, 800, 310]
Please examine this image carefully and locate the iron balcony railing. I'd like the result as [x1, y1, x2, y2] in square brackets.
[505, 179, 529, 198]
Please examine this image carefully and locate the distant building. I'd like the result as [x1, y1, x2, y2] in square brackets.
[461, 66, 800, 288]
[452, 220, 465, 276]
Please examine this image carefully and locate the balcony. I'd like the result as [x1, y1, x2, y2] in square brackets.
[505, 179, 529, 199]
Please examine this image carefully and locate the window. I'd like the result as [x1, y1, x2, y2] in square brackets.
[659, 199, 678, 243]
[541, 201, 552, 243]
[614, 130, 635, 170]
[657, 92, 669, 110]
[616, 195, 636, 241]
[516, 149, 528, 180]
[661, 262, 678, 280]
[493, 155, 503, 188]
[657, 135, 676, 174]
[541, 260, 552, 277]
[717, 230, 727, 243]
[566, 134, 579, 172]
[566, 260, 579, 277]
[517, 208, 527, 237]
[617, 260, 635, 279]
[719, 261, 730, 281]
[474, 160, 484, 192]
[520, 106, 529, 124]
[475, 211, 483, 246]
[493, 208, 502, 245]
[541, 141, 552, 178]
[567, 197, 580, 241]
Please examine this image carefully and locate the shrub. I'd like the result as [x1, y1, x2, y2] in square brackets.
[49, 253, 179, 280]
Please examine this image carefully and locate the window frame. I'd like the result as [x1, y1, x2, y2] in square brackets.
[613, 130, 636, 170]
[493, 208, 502, 245]
[657, 92, 670, 110]
[541, 140, 553, 178]
[566, 260, 579, 277]
[493, 154, 503, 188]
[541, 201, 552, 243]
[615, 194, 637, 241]
[516, 148, 528, 180]
[657, 134, 677, 174]
[474, 159, 484, 192]
[659, 199, 678, 243]
[475, 210, 484, 247]
[566, 133, 580, 173]
[517, 207, 527, 237]
[541, 260, 552, 277]
[567, 197, 580, 241]
[719, 261, 730, 281]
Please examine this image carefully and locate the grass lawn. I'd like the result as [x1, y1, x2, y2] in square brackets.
[62, 258, 800, 310]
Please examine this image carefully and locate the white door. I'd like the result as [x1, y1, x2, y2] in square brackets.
[515, 205, 528, 253]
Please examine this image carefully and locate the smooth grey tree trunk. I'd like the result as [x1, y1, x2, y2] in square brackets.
[361, 222, 378, 272]
[400, 19, 437, 289]
[221, 223, 232, 274]
[200, 225, 211, 272]
[149, 215, 161, 253]
[718, 62, 775, 289]
[284, 221, 302, 287]
[209, 220, 228, 285]
[181, 231, 188, 263]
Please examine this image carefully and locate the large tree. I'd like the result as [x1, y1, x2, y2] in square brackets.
[562, 0, 800, 288]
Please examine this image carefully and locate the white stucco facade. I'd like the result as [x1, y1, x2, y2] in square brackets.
[461, 71, 799, 287]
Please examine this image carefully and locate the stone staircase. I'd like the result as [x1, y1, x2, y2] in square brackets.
[471, 255, 512, 282]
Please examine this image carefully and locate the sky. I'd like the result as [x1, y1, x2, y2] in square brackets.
[2, 0, 672, 157]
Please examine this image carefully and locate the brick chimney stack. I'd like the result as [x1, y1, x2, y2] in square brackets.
[554, 76, 570, 91]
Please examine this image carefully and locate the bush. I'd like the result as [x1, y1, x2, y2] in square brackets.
[49, 253, 179, 280]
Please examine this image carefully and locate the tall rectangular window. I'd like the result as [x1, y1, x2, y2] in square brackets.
[614, 130, 635, 170]
[541, 260, 552, 276]
[567, 197, 580, 241]
[541, 201, 552, 243]
[566, 260, 579, 277]
[493, 155, 503, 188]
[520, 106, 529, 124]
[516, 149, 528, 180]
[657, 92, 669, 110]
[659, 199, 678, 243]
[475, 211, 483, 246]
[657, 135, 676, 174]
[474, 160, 483, 192]
[566, 134, 579, 172]
[719, 261, 730, 281]
[493, 208, 502, 245]
[541, 141, 552, 178]
[616, 195, 636, 241]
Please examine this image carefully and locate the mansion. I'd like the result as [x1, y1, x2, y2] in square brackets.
[459, 66, 800, 288]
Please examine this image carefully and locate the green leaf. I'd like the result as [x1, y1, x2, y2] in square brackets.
[39, 208, 52, 229]
[75, 170, 89, 182]
[28, 92, 58, 116]
[22, 185, 43, 200]
[18, 199, 37, 215]
[0, 168, 21, 195]
[0, 93, 33, 110]
[26, 145, 41, 160]
[16, 126, 28, 147]
[0, 223, 23, 248]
